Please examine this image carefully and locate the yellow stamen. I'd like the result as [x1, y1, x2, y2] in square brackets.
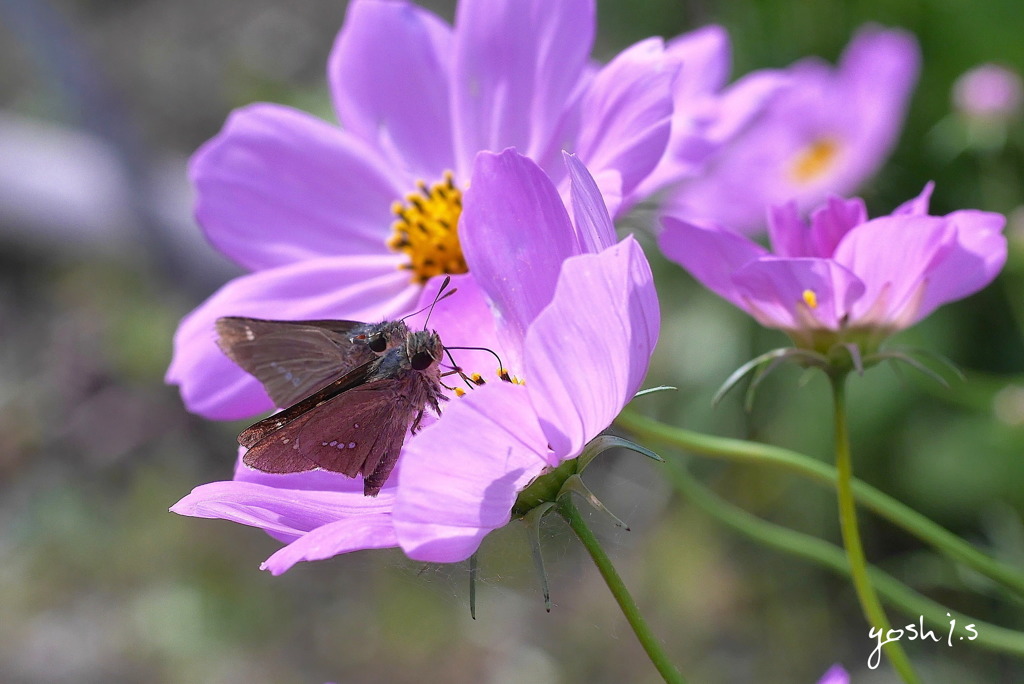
[790, 138, 840, 184]
[388, 171, 467, 284]
[802, 289, 819, 309]
[495, 367, 525, 385]
[454, 387, 466, 397]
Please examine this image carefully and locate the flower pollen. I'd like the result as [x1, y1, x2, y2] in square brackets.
[790, 137, 840, 184]
[451, 368, 524, 399]
[498, 367, 525, 385]
[388, 172, 467, 284]
[802, 289, 819, 309]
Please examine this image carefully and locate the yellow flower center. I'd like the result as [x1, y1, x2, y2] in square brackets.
[388, 172, 467, 284]
[789, 138, 840, 184]
[802, 289, 819, 309]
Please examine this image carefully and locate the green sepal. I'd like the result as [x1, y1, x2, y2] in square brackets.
[866, 347, 965, 388]
[714, 346, 829, 407]
[633, 385, 678, 399]
[557, 474, 630, 531]
[469, 552, 479, 620]
[512, 458, 577, 518]
[512, 434, 662, 518]
[577, 434, 663, 473]
[521, 501, 556, 612]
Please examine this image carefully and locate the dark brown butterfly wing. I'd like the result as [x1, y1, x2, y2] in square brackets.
[241, 378, 418, 496]
[216, 317, 373, 408]
[237, 360, 375, 449]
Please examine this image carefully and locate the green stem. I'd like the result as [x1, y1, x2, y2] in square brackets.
[831, 373, 920, 683]
[557, 495, 686, 684]
[614, 410, 1024, 599]
[666, 457, 1024, 656]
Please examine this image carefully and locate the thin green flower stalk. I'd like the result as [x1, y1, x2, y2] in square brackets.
[510, 435, 685, 683]
[614, 410, 1024, 598]
[557, 494, 687, 684]
[830, 372, 920, 682]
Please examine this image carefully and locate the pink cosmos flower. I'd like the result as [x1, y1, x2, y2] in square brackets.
[167, 0, 678, 421]
[817, 665, 849, 684]
[660, 183, 1006, 354]
[952, 63, 1023, 121]
[171, 149, 659, 572]
[661, 25, 920, 234]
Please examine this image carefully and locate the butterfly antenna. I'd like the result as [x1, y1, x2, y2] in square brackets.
[400, 276, 458, 329]
[423, 275, 453, 329]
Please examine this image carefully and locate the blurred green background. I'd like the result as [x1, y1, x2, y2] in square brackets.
[2, 0, 1023, 682]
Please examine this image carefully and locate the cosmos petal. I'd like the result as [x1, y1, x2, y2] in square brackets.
[170, 480, 395, 546]
[525, 237, 659, 459]
[665, 25, 730, 98]
[766, 201, 810, 258]
[564, 152, 616, 253]
[816, 26, 919, 194]
[166, 255, 417, 420]
[460, 149, 580, 362]
[643, 68, 789, 194]
[658, 216, 768, 310]
[895, 211, 1006, 324]
[191, 103, 404, 270]
[806, 195, 869, 257]
[731, 257, 865, 331]
[328, 0, 455, 178]
[893, 181, 934, 216]
[451, 0, 593, 173]
[261, 515, 399, 575]
[839, 25, 921, 156]
[394, 382, 549, 562]
[832, 215, 958, 326]
[575, 38, 676, 206]
[697, 70, 790, 153]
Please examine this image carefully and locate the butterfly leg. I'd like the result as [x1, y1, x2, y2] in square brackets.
[411, 409, 426, 434]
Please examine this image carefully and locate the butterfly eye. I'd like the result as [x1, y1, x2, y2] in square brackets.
[411, 350, 435, 371]
[367, 334, 388, 353]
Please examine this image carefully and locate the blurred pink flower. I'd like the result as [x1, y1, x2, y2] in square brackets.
[952, 63, 1023, 120]
[817, 664, 849, 684]
[166, 0, 677, 420]
[662, 25, 920, 234]
[660, 184, 1006, 353]
[172, 150, 659, 572]
[634, 25, 789, 197]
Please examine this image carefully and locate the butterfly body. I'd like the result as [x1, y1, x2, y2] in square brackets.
[217, 317, 447, 496]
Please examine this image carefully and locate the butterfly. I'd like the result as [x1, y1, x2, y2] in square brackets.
[216, 316, 447, 496]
